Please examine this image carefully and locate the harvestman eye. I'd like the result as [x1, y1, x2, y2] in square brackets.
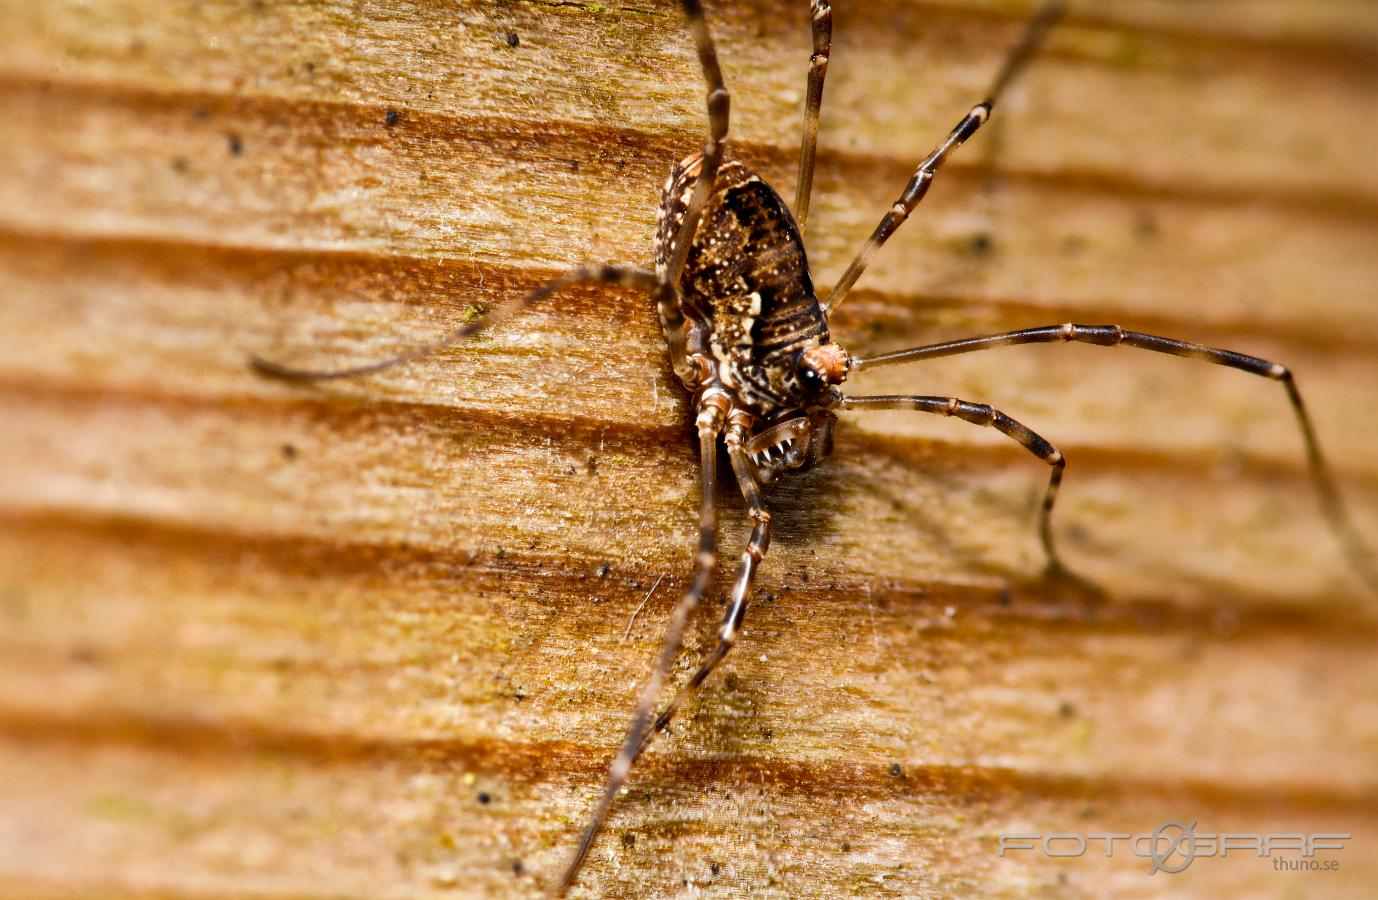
[249, 0, 1378, 893]
[797, 358, 824, 393]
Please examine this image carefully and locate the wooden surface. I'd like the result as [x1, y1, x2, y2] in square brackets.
[3, 1, 1378, 897]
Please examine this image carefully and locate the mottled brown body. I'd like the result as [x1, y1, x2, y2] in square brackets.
[656, 154, 830, 417]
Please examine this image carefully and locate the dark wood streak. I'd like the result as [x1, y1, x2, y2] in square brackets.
[4, 507, 1376, 641]
[2, 224, 1377, 360]
[3, 2, 1377, 895]
[6, 73, 1378, 221]
[2, 375, 1374, 500]
[3, 708, 1374, 818]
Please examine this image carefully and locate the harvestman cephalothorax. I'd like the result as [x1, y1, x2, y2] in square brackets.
[250, 1, 1377, 892]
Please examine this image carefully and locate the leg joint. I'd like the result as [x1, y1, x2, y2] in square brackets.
[956, 401, 996, 426]
[718, 605, 746, 644]
[655, 295, 681, 319]
[696, 386, 730, 433]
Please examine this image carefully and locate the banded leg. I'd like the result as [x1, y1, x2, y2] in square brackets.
[663, 0, 732, 286]
[635, 416, 772, 759]
[250, 265, 658, 381]
[555, 392, 729, 896]
[852, 324, 1378, 593]
[792, 0, 833, 234]
[654, 279, 705, 391]
[824, 0, 1064, 313]
[840, 394, 1071, 576]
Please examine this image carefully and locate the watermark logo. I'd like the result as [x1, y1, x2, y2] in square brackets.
[1143, 820, 1197, 874]
[998, 822, 1348, 875]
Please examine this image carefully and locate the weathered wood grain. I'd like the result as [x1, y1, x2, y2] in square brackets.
[2, 1, 1377, 897]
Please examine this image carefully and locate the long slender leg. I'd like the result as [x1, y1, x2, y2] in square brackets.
[824, 0, 1064, 313]
[654, 278, 704, 390]
[792, 0, 833, 235]
[634, 416, 772, 760]
[840, 394, 1071, 575]
[253, 0, 731, 385]
[663, 0, 732, 287]
[555, 393, 729, 896]
[249, 265, 658, 381]
[851, 324, 1378, 592]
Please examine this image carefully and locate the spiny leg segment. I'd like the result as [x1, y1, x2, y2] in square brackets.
[824, 0, 1064, 313]
[792, 0, 832, 234]
[852, 324, 1378, 593]
[840, 394, 1069, 576]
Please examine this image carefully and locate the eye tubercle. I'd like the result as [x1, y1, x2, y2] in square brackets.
[800, 342, 851, 385]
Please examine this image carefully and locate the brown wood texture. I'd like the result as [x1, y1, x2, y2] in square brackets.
[3, 1, 1378, 897]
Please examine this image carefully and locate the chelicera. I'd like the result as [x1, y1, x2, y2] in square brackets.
[251, 0, 1376, 892]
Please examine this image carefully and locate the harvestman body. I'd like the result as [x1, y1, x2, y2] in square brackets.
[251, 1, 1377, 893]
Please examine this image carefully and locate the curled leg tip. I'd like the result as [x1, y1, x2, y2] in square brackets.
[1041, 560, 1106, 601]
[247, 353, 310, 381]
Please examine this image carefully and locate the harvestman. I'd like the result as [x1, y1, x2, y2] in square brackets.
[251, 0, 1378, 892]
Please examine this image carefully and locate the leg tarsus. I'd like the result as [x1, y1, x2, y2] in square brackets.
[251, 265, 658, 382]
[1041, 557, 1107, 602]
[839, 394, 1091, 584]
[852, 325, 1378, 596]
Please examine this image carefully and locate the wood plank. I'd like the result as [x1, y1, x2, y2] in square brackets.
[2, 1, 1377, 897]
